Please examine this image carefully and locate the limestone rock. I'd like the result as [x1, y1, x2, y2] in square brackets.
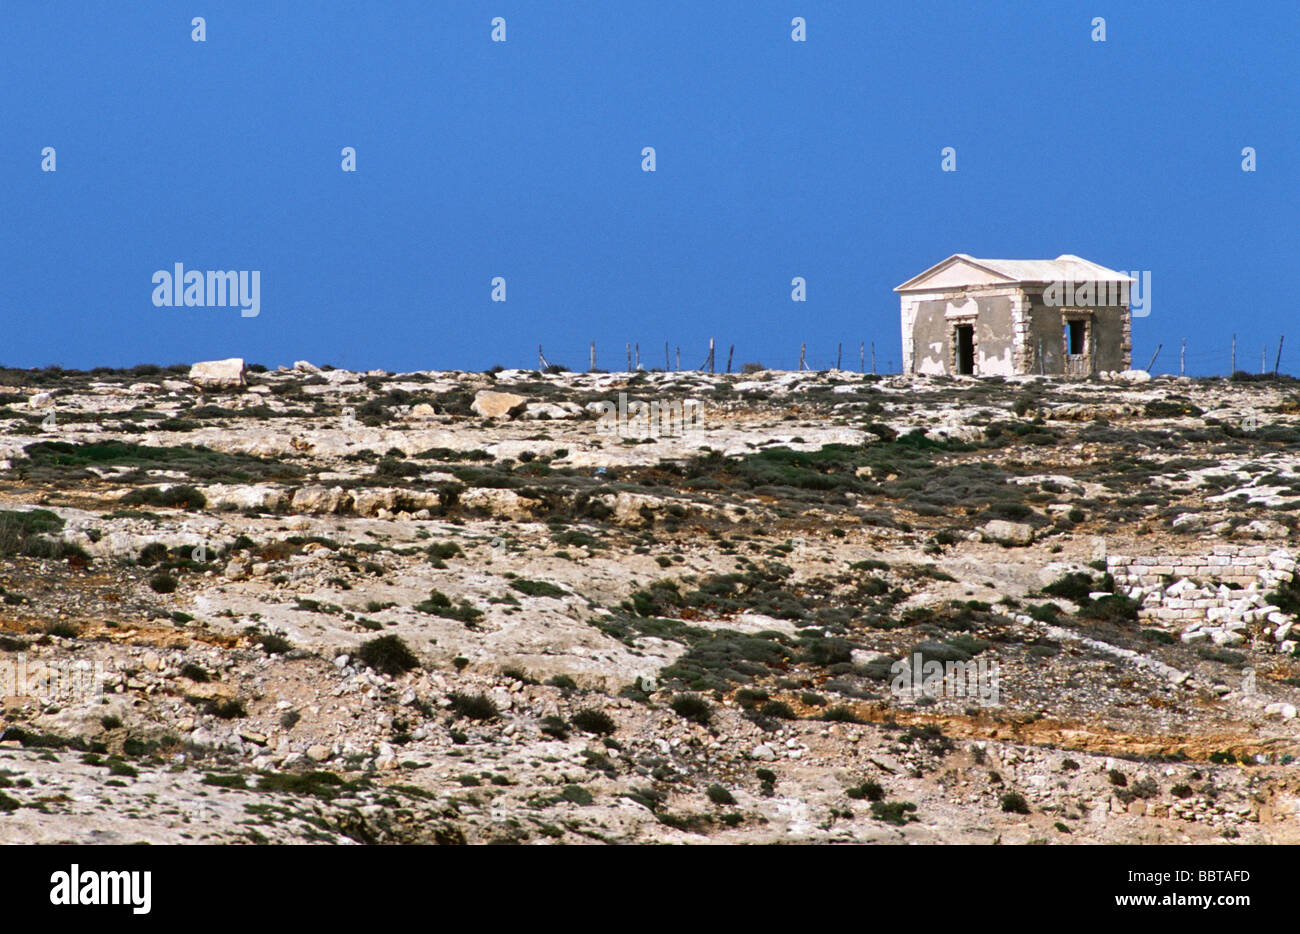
[459, 487, 539, 520]
[290, 485, 353, 515]
[1117, 369, 1152, 383]
[471, 390, 528, 419]
[980, 520, 1035, 547]
[189, 358, 246, 390]
[522, 401, 582, 420]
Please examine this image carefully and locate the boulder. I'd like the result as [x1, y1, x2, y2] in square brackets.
[471, 390, 528, 419]
[188, 358, 245, 390]
[980, 520, 1035, 547]
[596, 491, 667, 528]
[203, 484, 289, 512]
[290, 485, 353, 515]
[1117, 369, 1152, 383]
[459, 487, 539, 520]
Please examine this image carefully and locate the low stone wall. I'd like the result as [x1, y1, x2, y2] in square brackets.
[1107, 545, 1294, 590]
[1106, 546, 1297, 651]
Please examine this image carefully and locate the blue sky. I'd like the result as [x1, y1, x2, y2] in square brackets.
[1, 1, 1295, 375]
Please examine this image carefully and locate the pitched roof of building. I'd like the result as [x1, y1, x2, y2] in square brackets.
[895, 254, 1134, 292]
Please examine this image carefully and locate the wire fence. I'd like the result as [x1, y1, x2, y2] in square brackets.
[535, 338, 1298, 379]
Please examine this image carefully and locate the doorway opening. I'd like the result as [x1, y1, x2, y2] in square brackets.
[955, 324, 975, 375]
[1065, 318, 1087, 355]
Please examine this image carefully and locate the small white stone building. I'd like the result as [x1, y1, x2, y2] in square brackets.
[895, 254, 1134, 377]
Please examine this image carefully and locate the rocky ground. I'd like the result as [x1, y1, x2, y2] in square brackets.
[2, 359, 1300, 844]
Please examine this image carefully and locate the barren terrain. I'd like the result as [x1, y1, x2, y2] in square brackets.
[2, 361, 1300, 844]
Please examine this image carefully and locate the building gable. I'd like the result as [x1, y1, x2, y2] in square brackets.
[894, 254, 1018, 292]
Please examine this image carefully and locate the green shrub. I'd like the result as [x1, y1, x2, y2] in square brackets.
[1080, 594, 1140, 624]
[1041, 572, 1097, 603]
[571, 708, 617, 735]
[448, 692, 498, 721]
[705, 784, 736, 806]
[0, 508, 65, 558]
[560, 785, 594, 806]
[120, 485, 206, 510]
[258, 633, 293, 655]
[202, 772, 248, 789]
[204, 698, 246, 719]
[759, 700, 797, 720]
[414, 590, 484, 624]
[870, 800, 918, 825]
[668, 693, 712, 726]
[510, 578, 567, 598]
[846, 779, 884, 801]
[820, 706, 862, 724]
[355, 635, 420, 676]
[138, 542, 169, 566]
[539, 716, 570, 740]
[1000, 792, 1031, 814]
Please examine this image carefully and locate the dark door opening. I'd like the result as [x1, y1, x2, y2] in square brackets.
[955, 324, 975, 375]
[1065, 319, 1087, 355]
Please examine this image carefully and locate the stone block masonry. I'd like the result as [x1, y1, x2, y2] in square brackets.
[1107, 546, 1297, 652]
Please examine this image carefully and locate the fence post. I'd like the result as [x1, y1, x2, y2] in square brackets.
[590, 341, 596, 372]
[726, 344, 734, 374]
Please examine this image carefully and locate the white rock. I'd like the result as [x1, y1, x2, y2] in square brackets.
[980, 520, 1034, 547]
[471, 390, 528, 419]
[1118, 369, 1152, 383]
[189, 358, 246, 390]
